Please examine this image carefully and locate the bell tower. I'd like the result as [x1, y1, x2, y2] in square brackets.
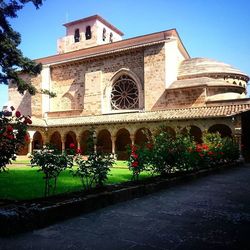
[57, 15, 124, 54]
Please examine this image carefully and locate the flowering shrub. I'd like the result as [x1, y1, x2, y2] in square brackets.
[150, 130, 196, 175]
[201, 132, 239, 165]
[128, 144, 144, 181]
[0, 107, 31, 172]
[31, 146, 74, 196]
[128, 127, 240, 178]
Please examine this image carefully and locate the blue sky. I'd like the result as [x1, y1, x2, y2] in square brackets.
[1, 0, 250, 108]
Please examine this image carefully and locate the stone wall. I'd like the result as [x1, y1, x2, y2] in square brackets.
[8, 74, 42, 117]
[144, 43, 166, 110]
[153, 87, 206, 109]
[50, 49, 144, 115]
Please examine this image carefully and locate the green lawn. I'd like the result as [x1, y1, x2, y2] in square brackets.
[0, 163, 151, 200]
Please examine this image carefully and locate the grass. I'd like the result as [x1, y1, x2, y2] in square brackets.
[0, 162, 151, 201]
[12, 159, 31, 164]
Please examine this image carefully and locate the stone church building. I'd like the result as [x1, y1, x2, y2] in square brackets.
[8, 15, 250, 159]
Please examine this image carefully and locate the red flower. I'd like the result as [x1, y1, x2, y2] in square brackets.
[199, 153, 204, 157]
[6, 125, 13, 133]
[15, 111, 21, 118]
[69, 143, 75, 149]
[146, 143, 153, 149]
[25, 134, 30, 143]
[208, 151, 213, 155]
[7, 134, 14, 140]
[76, 148, 82, 154]
[131, 144, 138, 151]
[132, 153, 138, 159]
[132, 161, 138, 167]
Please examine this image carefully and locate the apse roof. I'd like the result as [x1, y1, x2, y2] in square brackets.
[178, 58, 249, 80]
[169, 77, 245, 89]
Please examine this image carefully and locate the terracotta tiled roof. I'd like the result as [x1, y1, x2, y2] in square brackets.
[30, 117, 47, 127]
[178, 58, 249, 80]
[36, 29, 188, 65]
[30, 104, 250, 128]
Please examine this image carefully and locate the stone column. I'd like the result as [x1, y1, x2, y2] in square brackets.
[111, 136, 116, 154]
[77, 136, 81, 150]
[62, 135, 66, 154]
[130, 134, 135, 145]
[235, 128, 244, 162]
[233, 115, 244, 162]
[28, 138, 33, 154]
[43, 130, 49, 148]
[27, 130, 36, 155]
[93, 130, 97, 153]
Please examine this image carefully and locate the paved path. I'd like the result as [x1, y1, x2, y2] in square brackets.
[1, 165, 250, 250]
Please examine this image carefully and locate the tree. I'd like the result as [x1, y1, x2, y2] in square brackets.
[0, 0, 55, 97]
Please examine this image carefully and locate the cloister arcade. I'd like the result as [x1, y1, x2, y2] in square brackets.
[20, 119, 237, 160]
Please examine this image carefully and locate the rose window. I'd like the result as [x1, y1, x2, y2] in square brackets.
[111, 75, 139, 110]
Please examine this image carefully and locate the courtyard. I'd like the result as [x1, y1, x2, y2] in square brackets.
[0, 164, 249, 249]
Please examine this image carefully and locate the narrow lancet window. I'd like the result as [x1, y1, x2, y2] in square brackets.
[102, 28, 106, 41]
[85, 26, 92, 40]
[109, 32, 113, 43]
[74, 29, 80, 43]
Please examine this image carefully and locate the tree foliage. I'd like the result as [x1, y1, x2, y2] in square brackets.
[0, 0, 56, 97]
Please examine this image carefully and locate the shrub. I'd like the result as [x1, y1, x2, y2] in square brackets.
[202, 132, 239, 167]
[129, 127, 240, 178]
[127, 144, 145, 181]
[30, 146, 74, 197]
[0, 107, 30, 172]
[73, 153, 114, 189]
[144, 129, 196, 175]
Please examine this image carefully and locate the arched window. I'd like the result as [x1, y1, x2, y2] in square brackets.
[111, 75, 139, 110]
[74, 29, 80, 43]
[61, 93, 75, 110]
[85, 26, 91, 40]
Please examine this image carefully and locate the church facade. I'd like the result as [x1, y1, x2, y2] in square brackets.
[8, 15, 250, 159]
